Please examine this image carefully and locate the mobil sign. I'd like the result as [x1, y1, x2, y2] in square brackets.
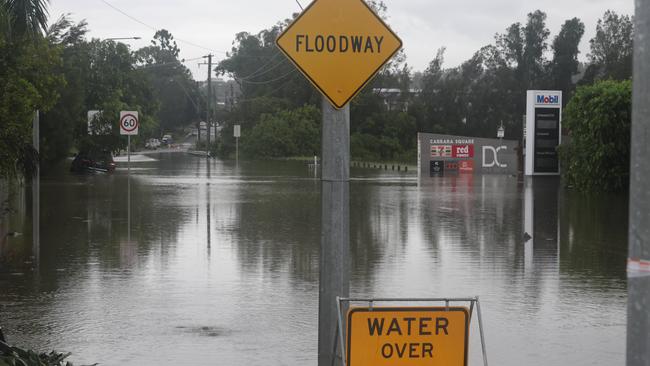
[534, 92, 561, 106]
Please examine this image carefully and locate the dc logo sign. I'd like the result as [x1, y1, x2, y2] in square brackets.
[482, 146, 508, 168]
[536, 94, 559, 105]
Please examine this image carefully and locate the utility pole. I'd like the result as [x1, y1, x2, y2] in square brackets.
[319, 97, 350, 366]
[196, 80, 201, 148]
[627, 1, 650, 365]
[230, 83, 234, 112]
[199, 54, 214, 155]
[206, 54, 213, 155]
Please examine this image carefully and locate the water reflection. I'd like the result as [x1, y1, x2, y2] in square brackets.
[0, 154, 628, 366]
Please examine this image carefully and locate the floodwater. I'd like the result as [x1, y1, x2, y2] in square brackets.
[0, 152, 628, 365]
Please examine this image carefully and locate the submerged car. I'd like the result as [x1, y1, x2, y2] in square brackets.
[70, 149, 116, 173]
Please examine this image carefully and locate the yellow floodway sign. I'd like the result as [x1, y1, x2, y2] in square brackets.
[347, 307, 469, 366]
[276, 0, 402, 109]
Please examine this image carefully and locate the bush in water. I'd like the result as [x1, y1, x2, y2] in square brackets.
[0, 340, 96, 366]
[559, 79, 632, 192]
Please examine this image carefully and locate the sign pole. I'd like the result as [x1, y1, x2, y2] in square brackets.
[120, 110, 138, 243]
[319, 97, 350, 366]
[32, 110, 40, 268]
[273, 3, 400, 364]
[127, 134, 131, 243]
[627, 1, 650, 364]
[234, 124, 241, 162]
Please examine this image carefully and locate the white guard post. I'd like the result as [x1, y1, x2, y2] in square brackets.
[336, 297, 489, 366]
[525, 91, 562, 176]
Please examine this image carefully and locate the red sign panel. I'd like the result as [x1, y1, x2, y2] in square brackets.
[452, 144, 474, 158]
[459, 160, 474, 173]
[444, 161, 459, 171]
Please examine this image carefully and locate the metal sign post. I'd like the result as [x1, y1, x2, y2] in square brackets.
[120, 111, 139, 243]
[119, 111, 139, 169]
[32, 111, 40, 268]
[275, 1, 402, 365]
[234, 124, 241, 162]
[127, 133, 130, 242]
[627, 1, 650, 364]
[319, 99, 351, 366]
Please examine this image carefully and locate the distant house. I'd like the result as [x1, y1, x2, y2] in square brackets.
[372, 88, 420, 112]
[198, 78, 241, 111]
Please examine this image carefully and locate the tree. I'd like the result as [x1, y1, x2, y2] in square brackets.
[583, 10, 633, 82]
[39, 15, 89, 164]
[549, 18, 585, 101]
[216, 24, 318, 108]
[215, 20, 320, 157]
[242, 105, 320, 158]
[495, 10, 550, 89]
[559, 80, 632, 192]
[0, 0, 62, 177]
[135, 30, 200, 135]
[523, 10, 550, 89]
[1, 0, 49, 37]
[75, 39, 158, 155]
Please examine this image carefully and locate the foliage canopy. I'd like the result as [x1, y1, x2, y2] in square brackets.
[559, 79, 632, 192]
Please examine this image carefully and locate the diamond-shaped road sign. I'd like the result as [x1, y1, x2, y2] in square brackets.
[276, 0, 402, 109]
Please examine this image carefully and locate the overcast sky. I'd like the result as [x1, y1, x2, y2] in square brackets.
[48, 0, 634, 80]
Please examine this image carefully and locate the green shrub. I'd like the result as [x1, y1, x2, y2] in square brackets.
[559, 79, 632, 191]
[0, 340, 95, 366]
[242, 105, 320, 158]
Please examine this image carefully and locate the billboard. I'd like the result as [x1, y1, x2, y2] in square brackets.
[418, 133, 519, 178]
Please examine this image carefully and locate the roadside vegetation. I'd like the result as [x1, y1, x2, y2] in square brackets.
[0, 0, 200, 178]
[0, 0, 634, 188]
[560, 80, 632, 192]
[0, 338, 94, 366]
[215, 8, 633, 173]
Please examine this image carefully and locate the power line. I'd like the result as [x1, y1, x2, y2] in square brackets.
[135, 56, 204, 70]
[240, 55, 286, 81]
[237, 52, 282, 80]
[99, 0, 156, 30]
[238, 68, 297, 85]
[172, 77, 200, 113]
[99, 0, 226, 54]
[236, 73, 299, 103]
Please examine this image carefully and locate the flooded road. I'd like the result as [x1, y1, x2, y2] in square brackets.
[0, 152, 627, 365]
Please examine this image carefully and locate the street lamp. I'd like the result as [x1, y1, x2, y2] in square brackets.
[497, 121, 505, 140]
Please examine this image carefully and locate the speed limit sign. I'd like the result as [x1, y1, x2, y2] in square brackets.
[120, 111, 139, 135]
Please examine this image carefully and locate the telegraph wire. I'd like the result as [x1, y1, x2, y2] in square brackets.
[237, 68, 297, 85]
[240, 55, 287, 81]
[99, 0, 226, 54]
[235, 73, 300, 103]
[237, 52, 283, 80]
[171, 77, 201, 112]
[135, 56, 204, 70]
[99, 0, 156, 30]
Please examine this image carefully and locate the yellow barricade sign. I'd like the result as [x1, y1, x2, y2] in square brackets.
[347, 307, 469, 366]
